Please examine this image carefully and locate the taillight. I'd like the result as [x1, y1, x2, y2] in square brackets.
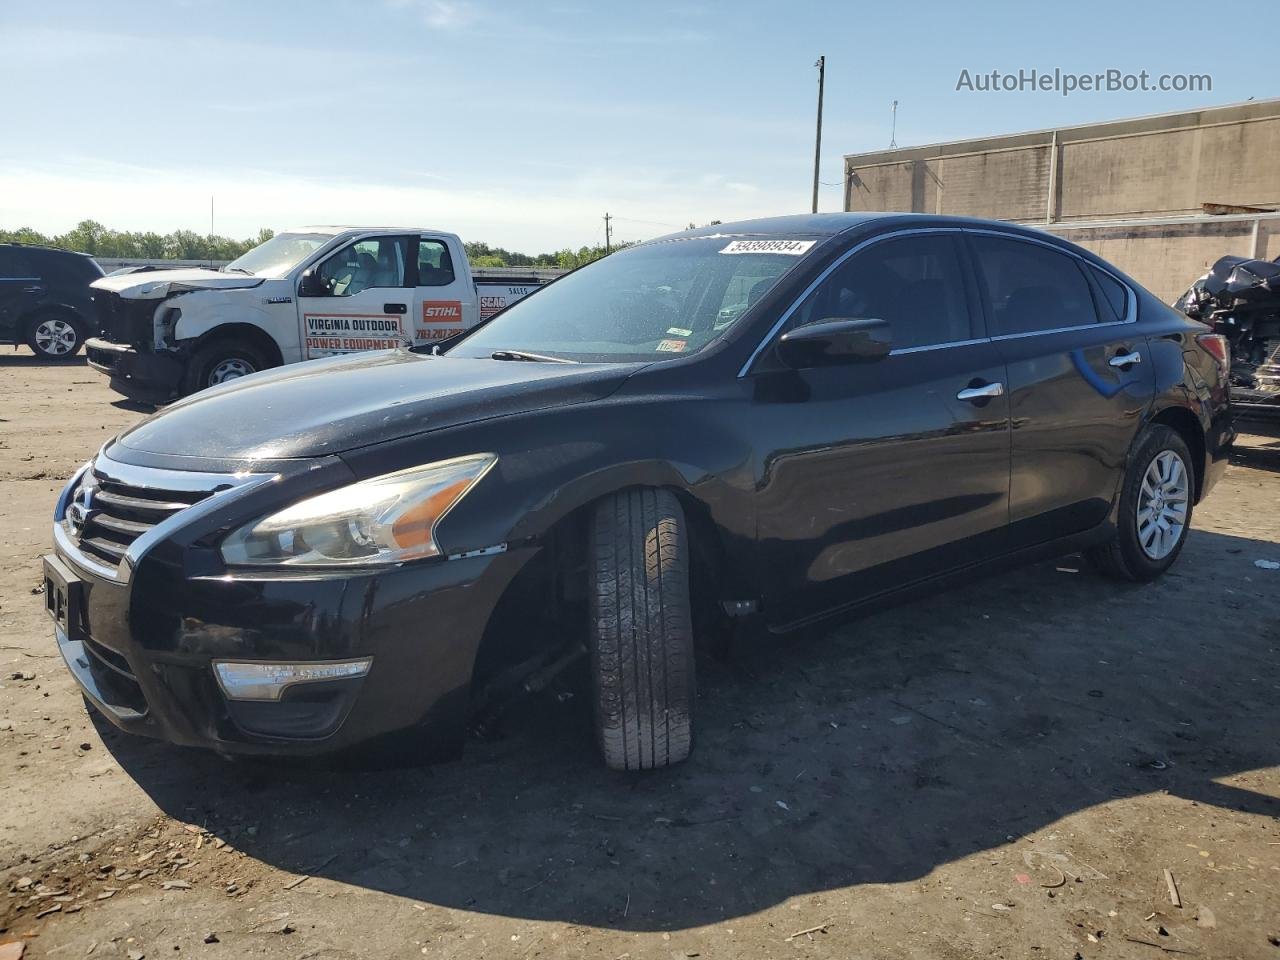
[1195, 333, 1231, 380]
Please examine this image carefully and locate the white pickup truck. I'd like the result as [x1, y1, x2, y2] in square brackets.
[85, 226, 546, 402]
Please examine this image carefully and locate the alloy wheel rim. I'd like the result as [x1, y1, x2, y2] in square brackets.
[34, 319, 77, 356]
[208, 358, 255, 384]
[1136, 449, 1189, 560]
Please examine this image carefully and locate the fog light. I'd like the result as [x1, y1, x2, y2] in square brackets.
[213, 659, 372, 701]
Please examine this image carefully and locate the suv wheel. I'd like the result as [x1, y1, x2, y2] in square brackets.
[588, 488, 695, 771]
[183, 340, 269, 395]
[1086, 424, 1195, 582]
[27, 312, 85, 359]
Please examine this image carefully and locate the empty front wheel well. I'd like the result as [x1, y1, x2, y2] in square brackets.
[1148, 407, 1206, 502]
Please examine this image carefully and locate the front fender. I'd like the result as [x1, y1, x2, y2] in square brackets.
[173, 300, 287, 353]
[339, 396, 761, 602]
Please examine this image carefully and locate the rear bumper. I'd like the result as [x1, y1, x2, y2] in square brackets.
[85, 337, 184, 403]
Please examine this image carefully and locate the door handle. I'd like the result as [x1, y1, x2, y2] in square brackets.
[384, 303, 407, 314]
[1109, 350, 1141, 368]
[22, 285, 44, 294]
[956, 381, 1005, 402]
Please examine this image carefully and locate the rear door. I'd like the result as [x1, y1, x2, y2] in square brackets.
[965, 231, 1156, 548]
[0, 248, 40, 343]
[297, 234, 415, 359]
[752, 230, 1012, 628]
[411, 237, 476, 345]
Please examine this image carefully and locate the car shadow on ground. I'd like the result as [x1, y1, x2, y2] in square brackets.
[93, 527, 1280, 931]
[0, 354, 88, 367]
[1231, 435, 1280, 474]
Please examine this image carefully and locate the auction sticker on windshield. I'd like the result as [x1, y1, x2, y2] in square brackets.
[304, 313, 407, 358]
[720, 239, 816, 255]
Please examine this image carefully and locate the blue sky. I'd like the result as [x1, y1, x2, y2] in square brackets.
[2, 0, 1273, 252]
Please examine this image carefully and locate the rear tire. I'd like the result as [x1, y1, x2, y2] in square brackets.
[26, 311, 85, 360]
[589, 488, 695, 771]
[183, 340, 269, 396]
[1086, 424, 1195, 582]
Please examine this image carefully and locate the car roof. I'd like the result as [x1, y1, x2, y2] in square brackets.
[655, 212, 1071, 243]
[286, 226, 459, 237]
[0, 242, 96, 259]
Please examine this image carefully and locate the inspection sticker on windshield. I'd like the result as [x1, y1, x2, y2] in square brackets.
[720, 239, 815, 256]
[656, 339, 688, 353]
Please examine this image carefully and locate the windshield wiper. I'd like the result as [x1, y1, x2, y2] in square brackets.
[490, 349, 578, 364]
[222, 266, 254, 275]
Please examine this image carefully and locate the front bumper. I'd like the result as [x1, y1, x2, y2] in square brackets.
[85, 338, 184, 403]
[47, 456, 531, 759]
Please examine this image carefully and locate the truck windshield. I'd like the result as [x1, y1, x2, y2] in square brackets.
[447, 237, 818, 362]
[224, 232, 332, 278]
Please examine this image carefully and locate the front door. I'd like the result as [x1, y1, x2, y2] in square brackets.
[751, 231, 1012, 629]
[297, 234, 415, 359]
[411, 236, 477, 345]
[964, 231, 1157, 548]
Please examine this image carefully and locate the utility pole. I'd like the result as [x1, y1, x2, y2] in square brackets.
[209, 195, 215, 268]
[603, 212, 612, 254]
[811, 56, 825, 214]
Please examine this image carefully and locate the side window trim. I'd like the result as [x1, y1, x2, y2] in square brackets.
[960, 228, 1137, 340]
[737, 227, 980, 378]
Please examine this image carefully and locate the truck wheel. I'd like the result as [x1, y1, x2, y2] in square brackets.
[26, 311, 85, 360]
[589, 488, 695, 771]
[1086, 425, 1195, 582]
[183, 340, 268, 395]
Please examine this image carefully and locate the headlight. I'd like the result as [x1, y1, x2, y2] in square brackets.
[220, 454, 496, 567]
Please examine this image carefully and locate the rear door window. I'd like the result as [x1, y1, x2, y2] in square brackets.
[0, 249, 36, 279]
[416, 239, 456, 287]
[791, 233, 974, 349]
[970, 235, 1099, 336]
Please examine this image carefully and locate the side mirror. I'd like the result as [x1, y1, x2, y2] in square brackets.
[776, 318, 892, 368]
[298, 269, 325, 298]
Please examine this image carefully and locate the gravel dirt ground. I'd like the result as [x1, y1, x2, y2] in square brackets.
[2, 353, 1279, 960]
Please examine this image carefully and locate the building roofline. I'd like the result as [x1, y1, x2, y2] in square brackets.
[843, 96, 1280, 166]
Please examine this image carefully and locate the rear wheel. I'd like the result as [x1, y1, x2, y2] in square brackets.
[588, 488, 695, 771]
[26, 311, 85, 359]
[183, 340, 269, 395]
[1086, 425, 1195, 582]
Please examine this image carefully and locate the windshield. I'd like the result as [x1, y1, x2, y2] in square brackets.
[447, 237, 817, 362]
[224, 232, 333, 278]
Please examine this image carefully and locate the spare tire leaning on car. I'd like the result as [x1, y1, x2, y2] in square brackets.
[589, 488, 696, 771]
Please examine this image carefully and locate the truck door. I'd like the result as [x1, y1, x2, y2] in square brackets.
[296, 234, 415, 359]
[411, 236, 477, 346]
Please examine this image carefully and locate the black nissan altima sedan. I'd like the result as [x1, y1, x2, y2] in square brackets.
[44, 213, 1234, 770]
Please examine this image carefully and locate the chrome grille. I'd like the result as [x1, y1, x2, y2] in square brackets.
[56, 455, 273, 582]
[74, 473, 212, 568]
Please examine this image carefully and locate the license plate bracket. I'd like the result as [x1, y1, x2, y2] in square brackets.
[43, 554, 85, 641]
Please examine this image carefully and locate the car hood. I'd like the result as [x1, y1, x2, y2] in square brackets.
[113, 349, 641, 462]
[93, 268, 264, 299]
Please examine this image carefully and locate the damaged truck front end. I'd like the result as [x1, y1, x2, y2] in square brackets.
[87, 290, 187, 403]
[86, 271, 268, 404]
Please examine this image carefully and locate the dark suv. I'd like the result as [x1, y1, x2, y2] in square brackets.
[0, 243, 103, 359]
